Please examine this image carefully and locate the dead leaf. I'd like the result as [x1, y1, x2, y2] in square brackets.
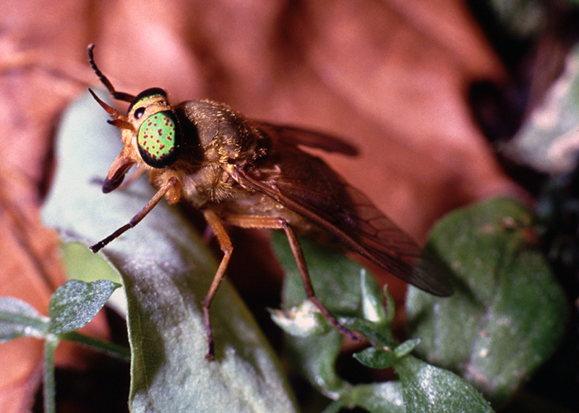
[0, 0, 522, 410]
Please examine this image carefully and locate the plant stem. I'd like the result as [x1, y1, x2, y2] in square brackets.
[43, 337, 59, 413]
[62, 330, 130, 360]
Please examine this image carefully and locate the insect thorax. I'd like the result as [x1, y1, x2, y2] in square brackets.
[177, 100, 269, 167]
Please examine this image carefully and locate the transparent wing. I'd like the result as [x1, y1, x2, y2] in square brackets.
[235, 142, 452, 296]
[254, 122, 359, 156]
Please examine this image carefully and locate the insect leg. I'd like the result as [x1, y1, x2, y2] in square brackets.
[90, 177, 179, 253]
[201, 209, 234, 360]
[222, 214, 359, 342]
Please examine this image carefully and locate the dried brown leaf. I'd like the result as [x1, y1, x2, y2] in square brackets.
[0, 0, 522, 409]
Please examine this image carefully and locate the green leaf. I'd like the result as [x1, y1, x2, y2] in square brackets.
[396, 355, 493, 413]
[394, 338, 420, 358]
[273, 233, 499, 412]
[274, 232, 364, 315]
[274, 230, 500, 413]
[60, 241, 127, 316]
[48, 279, 120, 335]
[353, 347, 395, 369]
[42, 90, 297, 412]
[61, 242, 121, 284]
[360, 269, 390, 325]
[0, 297, 49, 341]
[285, 329, 347, 399]
[322, 382, 405, 413]
[344, 317, 395, 349]
[406, 197, 568, 407]
[501, 43, 579, 174]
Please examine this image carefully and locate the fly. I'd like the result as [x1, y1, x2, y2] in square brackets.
[86, 44, 452, 360]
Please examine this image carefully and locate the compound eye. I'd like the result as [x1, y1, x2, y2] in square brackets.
[137, 110, 181, 168]
[134, 107, 146, 120]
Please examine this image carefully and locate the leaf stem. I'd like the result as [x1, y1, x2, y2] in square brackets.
[61, 331, 130, 360]
[43, 337, 59, 413]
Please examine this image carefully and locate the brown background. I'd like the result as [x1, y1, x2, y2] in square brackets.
[0, 1, 521, 410]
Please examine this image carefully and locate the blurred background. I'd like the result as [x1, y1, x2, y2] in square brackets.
[1, 0, 578, 411]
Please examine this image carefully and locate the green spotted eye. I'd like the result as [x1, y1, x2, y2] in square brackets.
[137, 110, 180, 168]
[127, 88, 181, 168]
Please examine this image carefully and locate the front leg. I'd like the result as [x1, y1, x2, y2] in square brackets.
[90, 177, 180, 252]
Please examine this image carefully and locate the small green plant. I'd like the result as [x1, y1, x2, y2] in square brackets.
[272, 263, 494, 412]
[0, 279, 127, 413]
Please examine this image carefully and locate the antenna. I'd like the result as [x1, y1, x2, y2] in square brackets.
[88, 44, 136, 103]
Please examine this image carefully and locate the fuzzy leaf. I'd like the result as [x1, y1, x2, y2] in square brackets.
[42, 91, 297, 413]
[322, 382, 405, 413]
[502, 44, 579, 174]
[353, 347, 396, 369]
[394, 339, 420, 358]
[396, 355, 493, 412]
[274, 233, 496, 412]
[48, 280, 120, 335]
[0, 297, 49, 341]
[61, 242, 121, 284]
[360, 270, 390, 324]
[406, 197, 568, 407]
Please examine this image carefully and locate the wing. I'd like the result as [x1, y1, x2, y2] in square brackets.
[254, 122, 359, 156]
[234, 142, 452, 296]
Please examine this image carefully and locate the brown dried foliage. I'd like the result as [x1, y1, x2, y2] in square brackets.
[0, 0, 520, 410]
